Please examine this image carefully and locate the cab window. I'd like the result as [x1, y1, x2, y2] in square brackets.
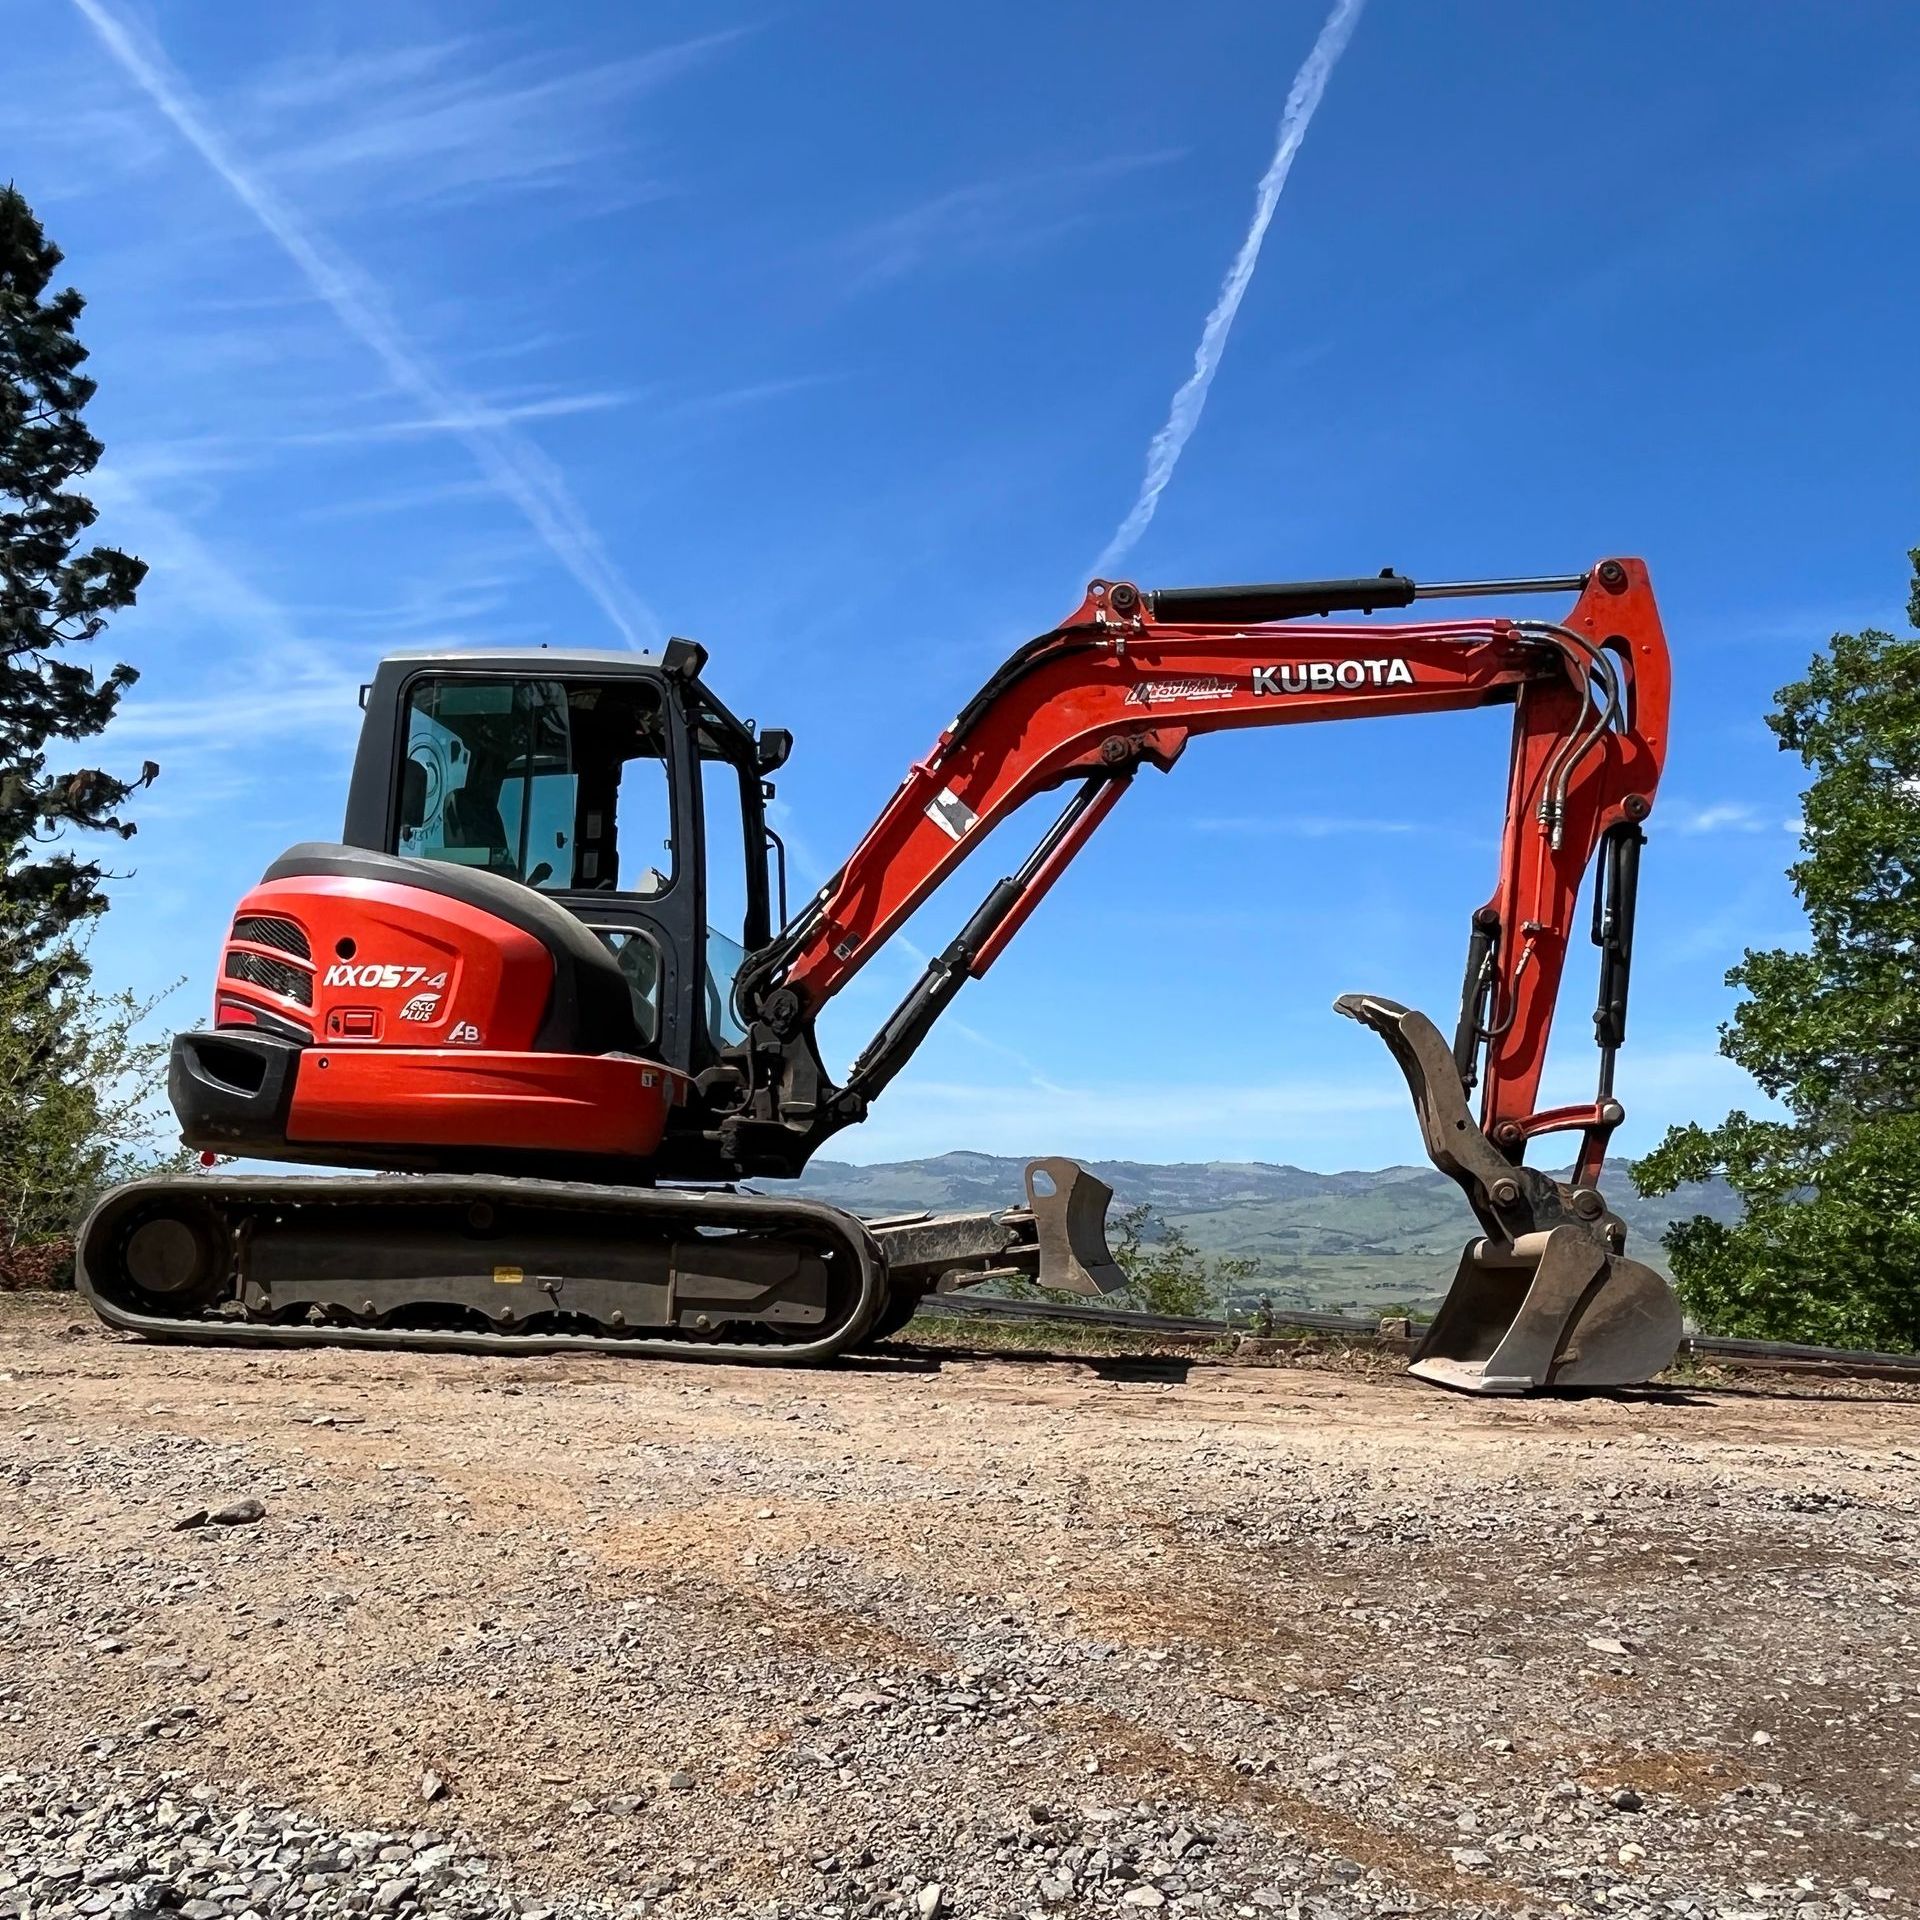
[399, 676, 673, 894]
[696, 713, 761, 1047]
[590, 927, 661, 1045]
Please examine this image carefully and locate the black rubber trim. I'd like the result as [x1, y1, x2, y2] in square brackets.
[265, 842, 644, 1055]
[169, 1031, 300, 1153]
[216, 1003, 312, 1045]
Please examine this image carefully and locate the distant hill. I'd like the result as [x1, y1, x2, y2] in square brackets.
[783, 1152, 1738, 1315]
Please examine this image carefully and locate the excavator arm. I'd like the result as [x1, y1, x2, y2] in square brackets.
[737, 558, 1667, 1168]
[725, 557, 1679, 1393]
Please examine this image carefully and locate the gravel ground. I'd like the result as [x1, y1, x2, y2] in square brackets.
[1, 1293, 1917, 1920]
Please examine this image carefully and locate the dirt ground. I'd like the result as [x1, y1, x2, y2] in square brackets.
[2, 1292, 1917, 1920]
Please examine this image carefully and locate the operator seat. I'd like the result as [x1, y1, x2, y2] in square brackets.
[265, 844, 651, 1057]
[441, 786, 511, 868]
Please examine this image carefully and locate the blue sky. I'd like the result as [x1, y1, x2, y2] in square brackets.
[7, 0, 1919, 1166]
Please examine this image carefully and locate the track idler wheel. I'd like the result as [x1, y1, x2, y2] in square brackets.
[118, 1204, 231, 1314]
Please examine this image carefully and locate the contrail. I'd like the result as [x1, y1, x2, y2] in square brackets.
[69, 0, 658, 650]
[1094, 0, 1366, 577]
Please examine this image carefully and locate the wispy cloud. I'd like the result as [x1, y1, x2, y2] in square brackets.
[942, 1018, 1078, 1100]
[1537, 1042, 1769, 1141]
[846, 1071, 1405, 1164]
[844, 1039, 1772, 1168]
[1095, 0, 1367, 573]
[8, 23, 742, 214]
[114, 673, 367, 756]
[96, 437, 263, 489]
[87, 468, 315, 659]
[837, 151, 1185, 290]
[301, 554, 544, 639]
[69, 0, 659, 651]
[292, 373, 837, 455]
[89, 468, 554, 774]
[665, 373, 847, 420]
[85, 469, 368, 765]
[0, 61, 174, 200]
[243, 31, 745, 212]
[289, 387, 646, 446]
[292, 476, 503, 525]
[1665, 800, 1781, 835]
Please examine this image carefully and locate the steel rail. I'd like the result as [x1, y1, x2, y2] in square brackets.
[913, 1293, 1920, 1380]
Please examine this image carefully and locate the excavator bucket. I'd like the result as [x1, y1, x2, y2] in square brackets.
[1334, 993, 1683, 1395]
[1023, 1156, 1128, 1296]
[1406, 1234, 1682, 1395]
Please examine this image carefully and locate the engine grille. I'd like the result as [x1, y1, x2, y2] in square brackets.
[225, 949, 313, 1007]
[230, 914, 311, 959]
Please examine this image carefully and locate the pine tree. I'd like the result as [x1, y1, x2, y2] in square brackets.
[1633, 546, 1920, 1352]
[1, 182, 151, 977]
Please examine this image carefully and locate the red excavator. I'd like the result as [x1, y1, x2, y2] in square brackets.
[80, 559, 1682, 1394]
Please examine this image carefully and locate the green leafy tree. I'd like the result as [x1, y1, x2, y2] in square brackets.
[1, 182, 151, 977]
[1107, 1202, 1254, 1319]
[1633, 548, 1920, 1351]
[0, 926, 183, 1286]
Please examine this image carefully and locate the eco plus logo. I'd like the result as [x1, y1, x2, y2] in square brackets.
[398, 994, 440, 1022]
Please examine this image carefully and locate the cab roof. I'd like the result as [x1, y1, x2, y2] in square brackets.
[375, 646, 666, 672]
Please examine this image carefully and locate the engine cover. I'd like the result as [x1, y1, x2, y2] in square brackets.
[187, 846, 680, 1174]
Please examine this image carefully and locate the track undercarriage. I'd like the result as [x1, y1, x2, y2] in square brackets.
[76, 1158, 1125, 1363]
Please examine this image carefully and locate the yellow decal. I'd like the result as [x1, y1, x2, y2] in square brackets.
[493, 1265, 525, 1285]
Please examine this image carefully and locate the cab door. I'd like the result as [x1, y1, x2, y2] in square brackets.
[385, 667, 703, 1075]
[688, 709, 774, 1067]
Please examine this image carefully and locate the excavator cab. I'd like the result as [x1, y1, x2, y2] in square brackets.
[351, 641, 781, 1078]
[172, 641, 791, 1179]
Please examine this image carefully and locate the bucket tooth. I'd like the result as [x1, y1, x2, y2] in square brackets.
[1024, 1157, 1126, 1296]
[1337, 990, 1683, 1394]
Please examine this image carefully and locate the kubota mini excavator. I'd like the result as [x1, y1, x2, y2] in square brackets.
[79, 560, 1682, 1394]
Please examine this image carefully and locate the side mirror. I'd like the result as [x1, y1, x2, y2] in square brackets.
[755, 727, 793, 774]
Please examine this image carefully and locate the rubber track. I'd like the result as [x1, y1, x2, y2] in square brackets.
[78, 1173, 886, 1365]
